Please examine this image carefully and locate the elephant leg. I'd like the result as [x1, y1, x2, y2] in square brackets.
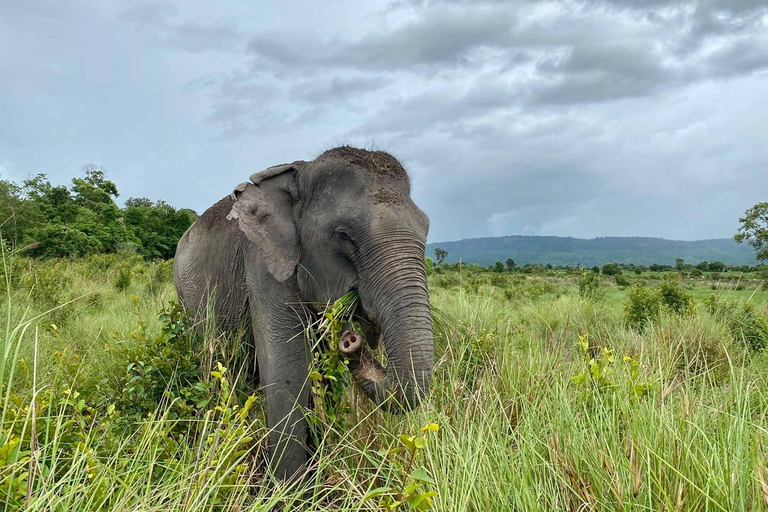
[251, 299, 312, 481]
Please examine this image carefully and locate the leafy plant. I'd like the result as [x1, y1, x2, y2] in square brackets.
[578, 268, 604, 301]
[571, 334, 651, 399]
[624, 284, 661, 329]
[363, 422, 440, 511]
[307, 291, 358, 432]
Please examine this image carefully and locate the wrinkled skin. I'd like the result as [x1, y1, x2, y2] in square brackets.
[173, 147, 433, 480]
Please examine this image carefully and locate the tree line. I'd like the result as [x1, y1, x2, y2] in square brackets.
[0, 166, 197, 259]
[428, 202, 768, 273]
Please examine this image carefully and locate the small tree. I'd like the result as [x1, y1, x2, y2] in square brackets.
[434, 248, 448, 266]
[602, 263, 622, 276]
[424, 256, 435, 275]
[675, 258, 685, 271]
[493, 261, 505, 273]
[734, 202, 768, 261]
[505, 258, 516, 272]
[708, 261, 726, 273]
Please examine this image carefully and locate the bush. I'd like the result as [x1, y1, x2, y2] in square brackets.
[614, 275, 630, 287]
[146, 259, 173, 295]
[114, 266, 132, 291]
[704, 295, 768, 351]
[602, 263, 622, 276]
[657, 276, 695, 315]
[436, 273, 461, 288]
[625, 285, 661, 329]
[578, 269, 604, 301]
[490, 274, 508, 288]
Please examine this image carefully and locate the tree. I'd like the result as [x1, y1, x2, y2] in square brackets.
[602, 263, 622, 276]
[493, 261, 505, 273]
[708, 261, 726, 273]
[124, 198, 197, 259]
[735, 202, 768, 261]
[675, 258, 685, 271]
[434, 247, 448, 266]
[505, 258, 516, 272]
[424, 256, 434, 275]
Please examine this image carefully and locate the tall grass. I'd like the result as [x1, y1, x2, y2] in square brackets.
[2, 257, 768, 510]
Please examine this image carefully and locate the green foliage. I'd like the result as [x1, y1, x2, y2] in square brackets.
[614, 274, 630, 287]
[114, 298, 209, 421]
[705, 294, 768, 351]
[578, 268, 604, 301]
[364, 423, 440, 511]
[2, 168, 195, 260]
[601, 262, 622, 276]
[433, 248, 447, 266]
[624, 285, 661, 329]
[708, 260, 727, 272]
[570, 334, 651, 399]
[123, 198, 197, 259]
[424, 256, 434, 275]
[113, 266, 132, 292]
[308, 292, 357, 432]
[734, 201, 768, 261]
[657, 276, 695, 315]
[505, 258, 516, 271]
[493, 260, 505, 273]
[625, 277, 695, 329]
[5, 247, 768, 510]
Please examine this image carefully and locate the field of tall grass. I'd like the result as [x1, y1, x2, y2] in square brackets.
[3, 249, 768, 511]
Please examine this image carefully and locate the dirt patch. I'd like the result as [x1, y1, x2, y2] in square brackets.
[373, 188, 404, 206]
[319, 146, 408, 180]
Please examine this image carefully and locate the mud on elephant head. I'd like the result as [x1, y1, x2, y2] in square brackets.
[227, 146, 433, 412]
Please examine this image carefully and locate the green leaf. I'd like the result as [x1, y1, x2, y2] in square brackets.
[362, 486, 393, 502]
[410, 468, 436, 485]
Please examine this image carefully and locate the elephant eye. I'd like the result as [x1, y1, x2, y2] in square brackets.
[335, 227, 353, 241]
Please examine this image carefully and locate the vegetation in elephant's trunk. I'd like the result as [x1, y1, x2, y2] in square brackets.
[306, 291, 360, 431]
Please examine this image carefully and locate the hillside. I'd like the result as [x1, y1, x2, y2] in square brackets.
[426, 235, 758, 267]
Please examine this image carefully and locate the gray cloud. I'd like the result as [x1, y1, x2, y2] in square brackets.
[1, 0, 766, 245]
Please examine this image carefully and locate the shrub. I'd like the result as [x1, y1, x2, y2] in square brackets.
[578, 269, 604, 301]
[146, 259, 173, 295]
[614, 275, 630, 287]
[657, 276, 695, 315]
[115, 300, 209, 420]
[602, 263, 622, 276]
[704, 294, 768, 351]
[435, 273, 460, 288]
[625, 285, 661, 329]
[490, 274, 508, 288]
[114, 266, 132, 291]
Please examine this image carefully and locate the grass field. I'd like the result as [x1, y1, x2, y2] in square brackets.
[3, 251, 768, 511]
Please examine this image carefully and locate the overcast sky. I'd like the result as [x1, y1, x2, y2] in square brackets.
[1, 0, 766, 243]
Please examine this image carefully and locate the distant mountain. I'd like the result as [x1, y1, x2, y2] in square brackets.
[426, 236, 758, 267]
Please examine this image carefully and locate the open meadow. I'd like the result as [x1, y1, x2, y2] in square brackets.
[3, 251, 768, 511]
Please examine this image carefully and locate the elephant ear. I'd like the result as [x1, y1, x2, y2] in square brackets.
[227, 163, 302, 282]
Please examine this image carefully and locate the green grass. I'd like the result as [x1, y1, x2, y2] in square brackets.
[3, 256, 768, 510]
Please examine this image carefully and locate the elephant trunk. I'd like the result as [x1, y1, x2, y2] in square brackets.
[348, 236, 433, 412]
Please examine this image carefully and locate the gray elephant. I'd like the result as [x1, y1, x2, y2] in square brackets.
[173, 147, 433, 479]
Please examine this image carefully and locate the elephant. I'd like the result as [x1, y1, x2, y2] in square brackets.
[173, 146, 433, 480]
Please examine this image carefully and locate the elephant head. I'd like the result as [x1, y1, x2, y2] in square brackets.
[227, 147, 433, 412]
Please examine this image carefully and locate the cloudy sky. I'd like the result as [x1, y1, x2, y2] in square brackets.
[1, 0, 766, 243]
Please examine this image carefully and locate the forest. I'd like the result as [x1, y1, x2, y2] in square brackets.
[0, 167, 196, 260]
